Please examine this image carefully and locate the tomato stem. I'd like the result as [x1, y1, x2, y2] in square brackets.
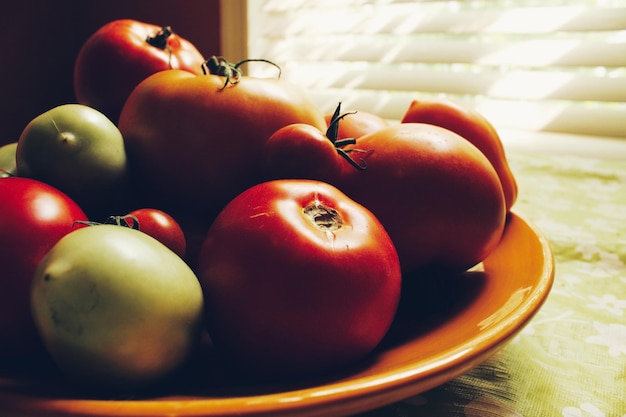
[146, 26, 173, 50]
[146, 26, 173, 68]
[326, 102, 372, 170]
[73, 215, 141, 230]
[201, 56, 282, 89]
[303, 201, 343, 231]
[0, 168, 15, 178]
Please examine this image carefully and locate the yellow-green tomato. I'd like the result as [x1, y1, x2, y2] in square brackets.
[0, 142, 17, 178]
[30, 225, 204, 391]
[16, 104, 129, 217]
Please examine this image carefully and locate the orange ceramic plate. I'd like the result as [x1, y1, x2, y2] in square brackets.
[0, 212, 554, 417]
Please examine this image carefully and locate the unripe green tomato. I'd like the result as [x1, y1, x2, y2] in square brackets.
[0, 142, 17, 178]
[16, 104, 129, 216]
[30, 225, 204, 392]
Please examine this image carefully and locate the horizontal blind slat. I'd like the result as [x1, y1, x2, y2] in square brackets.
[258, 5, 626, 36]
[247, 0, 626, 138]
[258, 37, 626, 67]
[306, 89, 626, 138]
[274, 63, 626, 102]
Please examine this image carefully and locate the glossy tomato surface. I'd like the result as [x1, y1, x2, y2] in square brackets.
[74, 19, 206, 123]
[0, 177, 88, 357]
[338, 123, 507, 273]
[118, 69, 327, 221]
[197, 179, 401, 378]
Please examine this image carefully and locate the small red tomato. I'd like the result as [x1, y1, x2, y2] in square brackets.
[109, 208, 186, 259]
[262, 123, 344, 183]
[197, 179, 401, 378]
[262, 103, 372, 182]
[0, 177, 88, 357]
[74, 19, 206, 123]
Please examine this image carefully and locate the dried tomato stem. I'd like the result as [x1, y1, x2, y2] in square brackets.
[202, 56, 281, 89]
[146, 26, 173, 50]
[326, 102, 371, 171]
[303, 201, 343, 231]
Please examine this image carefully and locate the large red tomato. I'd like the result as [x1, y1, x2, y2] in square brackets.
[74, 19, 206, 123]
[197, 180, 401, 377]
[0, 177, 88, 357]
[338, 123, 507, 273]
[401, 98, 518, 211]
[118, 67, 327, 222]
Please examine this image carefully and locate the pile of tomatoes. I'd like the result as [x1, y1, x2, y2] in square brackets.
[0, 19, 518, 393]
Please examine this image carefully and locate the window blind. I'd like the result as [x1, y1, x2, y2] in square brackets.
[225, 0, 626, 139]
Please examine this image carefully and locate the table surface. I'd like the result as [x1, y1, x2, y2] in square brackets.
[356, 141, 626, 417]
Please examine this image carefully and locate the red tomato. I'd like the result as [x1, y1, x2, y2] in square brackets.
[262, 103, 373, 182]
[0, 177, 88, 357]
[118, 67, 327, 222]
[338, 123, 507, 273]
[110, 208, 186, 259]
[74, 19, 206, 123]
[197, 180, 401, 377]
[401, 98, 518, 211]
[262, 124, 344, 183]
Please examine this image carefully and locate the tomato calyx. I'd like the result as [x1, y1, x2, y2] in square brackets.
[0, 168, 16, 177]
[303, 199, 343, 231]
[201, 55, 282, 89]
[74, 215, 141, 230]
[145, 26, 174, 68]
[326, 102, 373, 170]
[145, 26, 173, 50]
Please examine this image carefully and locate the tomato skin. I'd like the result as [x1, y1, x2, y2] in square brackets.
[118, 69, 327, 221]
[125, 208, 186, 259]
[0, 178, 88, 357]
[74, 19, 206, 123]
[197, 179, 401, 377]
[338, 123, 507, 273]
[324, 109, 388, 139]
[401, 98, 518, 211]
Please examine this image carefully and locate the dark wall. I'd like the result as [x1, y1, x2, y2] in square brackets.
[0, 0, 222, 145]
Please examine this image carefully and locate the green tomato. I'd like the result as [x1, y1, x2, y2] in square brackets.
[30, 225, 204, 392]
[0, 142, 17, 178]
[16, 104, 130, 217]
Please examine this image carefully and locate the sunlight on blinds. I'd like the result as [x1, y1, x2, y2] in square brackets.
[242, 0, 626, 139]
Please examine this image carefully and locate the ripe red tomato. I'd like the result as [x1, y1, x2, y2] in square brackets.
[401, 98, 518, 211]
[0, 177, 88, 357]
[338, 123, 507, 273]
[118, 67, 327, 222]
[107, 208, 186, 259]
[262, 124, 344, 183]
[74, 19, 206, 123]
[197, 180, 401, 377]
[262, 103, 374, 183]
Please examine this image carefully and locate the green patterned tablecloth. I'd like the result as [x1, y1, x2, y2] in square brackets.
[360, 150, 626, 417]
